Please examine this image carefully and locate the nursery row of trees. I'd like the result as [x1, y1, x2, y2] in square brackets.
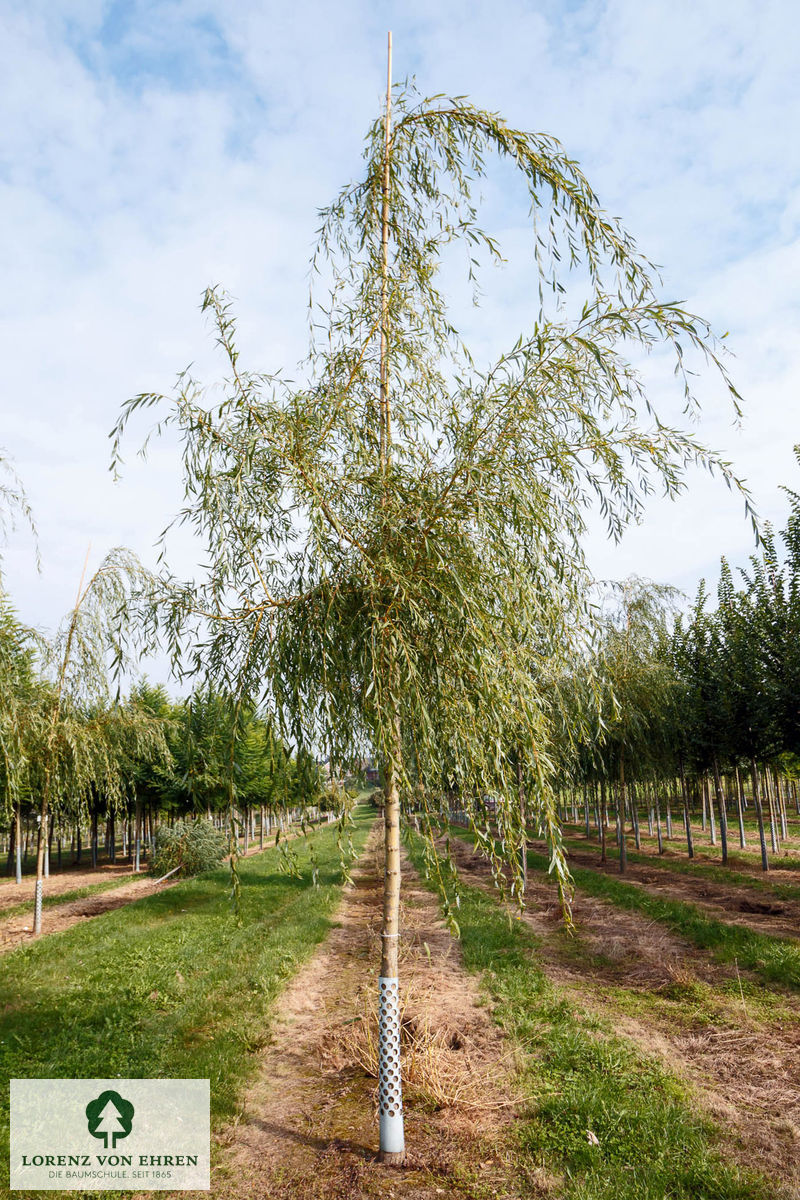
[556, 460, 800, 871]
[0, 583, 327, 883]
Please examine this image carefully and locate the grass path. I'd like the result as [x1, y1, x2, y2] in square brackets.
[1, 808, 372, 1200]
[205, 825, 524, 1200]
[428, 835, 793, 1199]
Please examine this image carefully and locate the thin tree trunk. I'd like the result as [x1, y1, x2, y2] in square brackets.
[134, 800, 141, 872]
[711, 757, 728, 865]
[6, 813, 15, 877]
[516, 752, 527, 897]
[705, 775, 717, 847]
[750, 759, 769, 872]
[679, 761, 693, 859]
[599, 778, 607, 864]
[654, 783, 663, 855]
[15, 806, 22, 883]
[616, 768, 627, 874]
[34, 812, 46, 933]
[775, 770, 788, 841]
[664, 785, 673, 840]
[735, 766, 747, 848]
[631, 791, 640, 850]
[44, 813, 52, 878]
[764, 767, 779, 854]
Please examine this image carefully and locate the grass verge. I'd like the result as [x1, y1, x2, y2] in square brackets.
[409, 836, 781, 1200]
[1, 806, 372, 1199]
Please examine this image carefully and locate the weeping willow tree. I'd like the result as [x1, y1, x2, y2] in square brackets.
[112, 37, 749, 1161]
[31, 548, 170, 934]
[595, 577, 681, 871]
[0, 594, 43, 884]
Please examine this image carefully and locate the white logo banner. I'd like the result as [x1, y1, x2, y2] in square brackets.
[10, 1079, 210, 1190]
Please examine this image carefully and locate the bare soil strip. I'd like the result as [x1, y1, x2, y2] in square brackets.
[450, 837, 800, 1197]
[201, 824, 533, 1200]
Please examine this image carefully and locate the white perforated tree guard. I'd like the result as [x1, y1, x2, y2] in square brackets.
[33, 879, 42, 935]
[378, 976, 405, 1156]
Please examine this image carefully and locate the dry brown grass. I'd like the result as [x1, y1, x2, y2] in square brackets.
[320, 982, 518, 1116]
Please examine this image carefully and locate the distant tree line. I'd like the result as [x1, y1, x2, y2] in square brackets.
[558, 450, 800, 871]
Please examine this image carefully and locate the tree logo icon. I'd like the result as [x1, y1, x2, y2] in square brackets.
[85, 1090, 135, 1149]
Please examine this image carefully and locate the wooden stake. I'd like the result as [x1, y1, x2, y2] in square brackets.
[379, 31, 393, 475]
[377, 31, 405, 1167]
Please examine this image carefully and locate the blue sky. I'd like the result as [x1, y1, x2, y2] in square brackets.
[1, 0, 799, 681]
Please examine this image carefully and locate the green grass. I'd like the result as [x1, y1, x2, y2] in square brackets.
[410, 837, 780, 1200]
[1, 807, 372, 1199]
[559, 835, 800, 903]
[525, 849, 800, 992]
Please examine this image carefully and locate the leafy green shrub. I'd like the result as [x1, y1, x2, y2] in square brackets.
[149, 818, 226, 878]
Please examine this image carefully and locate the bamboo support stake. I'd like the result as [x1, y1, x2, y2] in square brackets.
[378, 31, 393, 477]
[376, 30, 405, 1167]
